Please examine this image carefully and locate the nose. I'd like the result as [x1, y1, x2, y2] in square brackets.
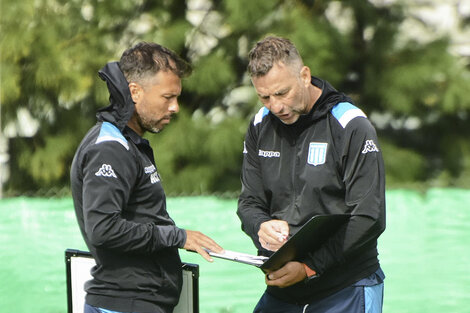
[169, 99, 179, 113]
[268, 98, 283, 114]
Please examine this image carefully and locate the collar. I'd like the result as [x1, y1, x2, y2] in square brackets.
[123, 126, 156, 165]
[123, 126, 150, 147]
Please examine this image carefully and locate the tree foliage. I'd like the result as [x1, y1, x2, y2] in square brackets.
[1, 0, 470, 196]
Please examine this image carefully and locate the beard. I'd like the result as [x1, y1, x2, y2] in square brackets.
[136, 113, 165, 134]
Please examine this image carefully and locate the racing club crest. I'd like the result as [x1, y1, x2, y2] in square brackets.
[308, 142, 328, 166]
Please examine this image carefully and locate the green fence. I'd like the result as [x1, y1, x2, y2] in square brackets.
[0, 188, 469, 313]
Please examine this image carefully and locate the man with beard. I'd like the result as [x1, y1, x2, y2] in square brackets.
[71, 42, 223, 313]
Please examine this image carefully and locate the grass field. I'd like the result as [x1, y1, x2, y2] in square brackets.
[0, 188, 469, 312]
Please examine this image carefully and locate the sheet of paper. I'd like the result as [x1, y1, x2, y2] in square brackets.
[206, 249, 269, 266]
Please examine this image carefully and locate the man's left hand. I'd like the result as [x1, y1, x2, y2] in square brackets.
[183, 230, 224, 262]
[265, 261, 307, 288]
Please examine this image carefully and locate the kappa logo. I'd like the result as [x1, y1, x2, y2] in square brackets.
[258, 149, 281, 158]
[95, 164, 117, 178]
[362, 140, 379, 154]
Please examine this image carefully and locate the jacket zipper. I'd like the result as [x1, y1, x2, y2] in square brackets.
[292, 139, 298, 210]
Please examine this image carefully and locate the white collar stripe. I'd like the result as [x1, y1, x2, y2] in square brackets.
[96, 122, 129, 150]
[254, 107, 269, 126]
[337, 109, 367, 128]
[96, 135, 129, 150]
[332, 102, 367, 128]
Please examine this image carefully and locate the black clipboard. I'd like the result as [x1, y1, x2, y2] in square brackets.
[205, 214, 350, 272]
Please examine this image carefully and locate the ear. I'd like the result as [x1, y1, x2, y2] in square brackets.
[300, 66, 311, 86]
[128, 83, 142, 103]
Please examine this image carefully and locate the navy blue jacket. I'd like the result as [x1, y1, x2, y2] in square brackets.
[70, 62, 186, 312]
[237, 77, 386, 304]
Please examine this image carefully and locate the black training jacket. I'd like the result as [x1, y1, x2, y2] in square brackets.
[70, 62, 186, 313]
[237, 76, 386, 304]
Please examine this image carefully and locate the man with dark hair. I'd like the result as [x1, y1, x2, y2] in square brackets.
[71, 42, 223, 313]
[238, 36, 386, 312]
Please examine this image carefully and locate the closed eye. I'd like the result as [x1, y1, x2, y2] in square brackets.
[274, 88, 289, 97]
[163, 95, 177, 100]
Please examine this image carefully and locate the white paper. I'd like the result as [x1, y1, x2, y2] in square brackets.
[206, 249, 269, 266]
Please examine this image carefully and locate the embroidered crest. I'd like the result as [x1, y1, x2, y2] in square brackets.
[95, 164, 117, 178]
[308, 142, 328, 166]
[362, 140, 379, 154]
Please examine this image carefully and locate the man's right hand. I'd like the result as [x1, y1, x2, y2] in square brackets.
[183, 230, 224, 262]
[258, 220, 289, 251]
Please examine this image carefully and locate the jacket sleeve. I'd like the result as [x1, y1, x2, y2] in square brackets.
[81, 142, 186, 254]
[237, 122, 272, 251]
[304, 117, 386, 274]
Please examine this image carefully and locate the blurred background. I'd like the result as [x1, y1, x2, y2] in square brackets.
[1, 0, 469, 312]
[2, 0, 470, 195]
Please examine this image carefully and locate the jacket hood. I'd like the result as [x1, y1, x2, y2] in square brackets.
[97, 62, 135, 131]
[308, 76, 352, 122]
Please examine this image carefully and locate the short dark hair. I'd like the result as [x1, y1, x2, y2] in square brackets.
[119, 42, 192, 83]
[248, 36, 302, 77]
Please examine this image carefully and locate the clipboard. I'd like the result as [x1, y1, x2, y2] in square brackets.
[205, 214, 350, 272]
